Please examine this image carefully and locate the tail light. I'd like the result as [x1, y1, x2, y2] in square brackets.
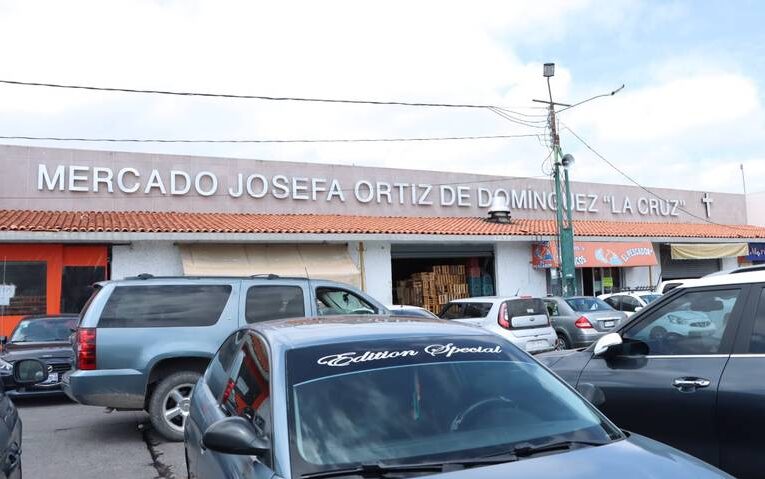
[575, 316, 594, 329]
[221, 378, 236, 404]
[76, 328, 97, 370]
[497, 303, 511, 329]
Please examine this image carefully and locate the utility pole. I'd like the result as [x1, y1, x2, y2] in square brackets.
[534, 63, 577, 297]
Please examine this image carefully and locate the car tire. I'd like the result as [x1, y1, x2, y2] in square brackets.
[148, 371, 201, 442]
[555, 333, 570, 350]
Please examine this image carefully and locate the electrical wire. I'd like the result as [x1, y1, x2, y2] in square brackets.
[0, 133, 542, 144]
[488, 107, 548, 129]
[0, 79, 506, 110]
[561, 124, 750, 231]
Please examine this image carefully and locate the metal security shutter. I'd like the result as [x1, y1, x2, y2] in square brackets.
[660, 245, 720, 279]
[390, 244, 494, 259]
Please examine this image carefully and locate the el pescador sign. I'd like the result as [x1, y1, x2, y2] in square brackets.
[0, 145, 746, 223]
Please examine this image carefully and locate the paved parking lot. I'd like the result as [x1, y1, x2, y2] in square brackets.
[16, 396, 186, 479]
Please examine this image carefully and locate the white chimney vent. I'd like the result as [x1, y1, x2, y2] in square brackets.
[487, 195, 511, 223]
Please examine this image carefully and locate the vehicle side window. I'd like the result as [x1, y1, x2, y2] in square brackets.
[462, 303, 492, 318]
[603, 296, 620, 310]
[316, 287, 376, 316]
[747, 288, 765, 353]
[621, 296, 641, 313]
[99, 285, 232, 328]
[439, 303, 464, 319]
[206, 330, 246, 399]
[246, 285, 306, 323]
[624, 288, 742, 355]
[544, 300, 559, 316]
[222, 333, 272, 467]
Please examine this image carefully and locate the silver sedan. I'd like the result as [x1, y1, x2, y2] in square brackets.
[543, 296, 628, 350]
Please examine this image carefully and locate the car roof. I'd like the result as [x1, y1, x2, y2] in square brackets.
[449, 296, 537, 303]
[249, 315, 488, 350]
[19, 314, 79, 320]
[679, 270, 765, 289]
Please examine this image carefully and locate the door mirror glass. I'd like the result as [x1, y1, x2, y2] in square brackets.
[593, 333, 622, 356]
[203, 416, 270, 457]
[13, 358, 48, 385]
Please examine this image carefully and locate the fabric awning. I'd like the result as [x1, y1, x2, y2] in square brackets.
[532, 241, 658, 269]
[179, 244, 361, 286]
[670, 243, 748, 260]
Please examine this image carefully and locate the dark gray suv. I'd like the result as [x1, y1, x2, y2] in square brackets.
[62, 274, 388, 441]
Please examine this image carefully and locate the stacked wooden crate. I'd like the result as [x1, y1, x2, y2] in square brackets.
[396, 265, 469, 313]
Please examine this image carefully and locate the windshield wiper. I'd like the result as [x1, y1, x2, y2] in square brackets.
[300, 462, 444, 479]
[484, 440, 609, 459]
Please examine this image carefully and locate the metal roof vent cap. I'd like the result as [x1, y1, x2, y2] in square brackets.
[487, 195, 511, 223]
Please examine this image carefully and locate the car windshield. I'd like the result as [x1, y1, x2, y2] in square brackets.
[565, 297, 614, 312]
[10, 317, 77, 342]
[639, 294, 662, 304]
[286, 337, 621, 477]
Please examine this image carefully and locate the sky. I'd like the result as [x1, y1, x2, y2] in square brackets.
[0, 0, 764, 194]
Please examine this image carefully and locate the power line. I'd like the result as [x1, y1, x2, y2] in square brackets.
[0, 79, 505, 110]
[562, 124, 745, 230]
[488, 107, 548, 129]
[0, 133, 542, 144]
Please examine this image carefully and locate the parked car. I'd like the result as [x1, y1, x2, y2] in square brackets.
[0, 358, 54, 478]
[704, 264, 765, 277]
[439, 297, 556, 353]
[185, 315, 730, 479]
[387, 305, 440, 319]
[599, 291, 662, 317]
[62, 274, 389, 441]
[542, 296, 627, 350]
[0, 314, 77, 397]
[655, 279, 694, 294]
[538, 270, 765, 478]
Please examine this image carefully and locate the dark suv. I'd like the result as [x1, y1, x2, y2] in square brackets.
[62, 274, 388, 441]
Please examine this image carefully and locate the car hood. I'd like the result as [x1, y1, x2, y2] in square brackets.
[2, 341, 73, 362]
[418, 434, 731, 478]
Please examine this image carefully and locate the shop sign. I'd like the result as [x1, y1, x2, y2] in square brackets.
[0, 284, 15, 306]
[35, 163, 697, 219]
[532, 242, 657, 269]
[747, 243, 765, 261]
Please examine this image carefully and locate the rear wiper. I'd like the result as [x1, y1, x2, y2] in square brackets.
[484, 440, 608, 459]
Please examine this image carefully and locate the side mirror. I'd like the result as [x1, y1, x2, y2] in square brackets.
[634, 306, 644, 313]
[203, 416, 270, 457]
[593, 333, 622, 357]
[13, 358, 48, 385]
[576, 382, 606, 407]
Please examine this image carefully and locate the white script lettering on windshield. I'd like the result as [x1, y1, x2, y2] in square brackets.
[317, 343, 502, 367]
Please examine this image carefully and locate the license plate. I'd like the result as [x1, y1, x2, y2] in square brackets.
[603, 321, 615, 328]
[525, 340, 548, 352]
[42, 372, 59, 385]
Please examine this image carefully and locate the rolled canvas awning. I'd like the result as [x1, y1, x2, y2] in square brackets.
[670, 243, 748, 260]
[179, 244, 361, 287]
[532, 241, 658, 269]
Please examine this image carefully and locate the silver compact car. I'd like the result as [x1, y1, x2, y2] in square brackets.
[439, 297, 556, 353]
[543, 296, 628, 350]
[184, 316, 730, 479]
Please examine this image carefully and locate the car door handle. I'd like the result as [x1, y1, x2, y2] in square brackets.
[673, 377, 711, 391]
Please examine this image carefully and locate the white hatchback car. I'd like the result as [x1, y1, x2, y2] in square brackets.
[439, 296, 557, 353]
[599, 291, 663, 317]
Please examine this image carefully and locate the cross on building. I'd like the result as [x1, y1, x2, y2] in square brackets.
[702, 192, 713, 218]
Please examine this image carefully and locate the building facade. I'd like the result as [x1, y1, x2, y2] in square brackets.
[0, 145, 763, 335]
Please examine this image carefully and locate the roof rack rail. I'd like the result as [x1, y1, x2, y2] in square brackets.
[249, 273, 281, 279]
[136, 273, 154, 280]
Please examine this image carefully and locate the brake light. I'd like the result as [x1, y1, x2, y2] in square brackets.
[222, 378, 236, 403]
[575, 316, 594, 329]
[497, 303, 511, 329]
[77, 328, 97, 370]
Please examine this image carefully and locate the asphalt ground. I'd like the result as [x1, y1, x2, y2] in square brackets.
[15, 395, 186, 479]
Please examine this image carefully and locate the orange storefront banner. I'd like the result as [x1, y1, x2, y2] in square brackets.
[532, 241, 658, 269]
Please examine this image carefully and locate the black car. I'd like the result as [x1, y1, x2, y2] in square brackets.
[538, 271, 765, 479]
[0, 315, 77, 396]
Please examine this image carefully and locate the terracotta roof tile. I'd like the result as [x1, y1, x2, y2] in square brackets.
[0, 210, 763, 239]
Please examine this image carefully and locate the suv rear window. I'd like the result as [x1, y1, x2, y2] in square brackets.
[98, 284, 232, 328]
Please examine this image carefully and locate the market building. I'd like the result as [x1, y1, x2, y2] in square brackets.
[0, 144, 763, 335]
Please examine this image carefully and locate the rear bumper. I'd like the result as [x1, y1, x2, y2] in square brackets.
[569, 329, 609, 349]
[62, 369, 147, 409]
[496, 328, 557, 354]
